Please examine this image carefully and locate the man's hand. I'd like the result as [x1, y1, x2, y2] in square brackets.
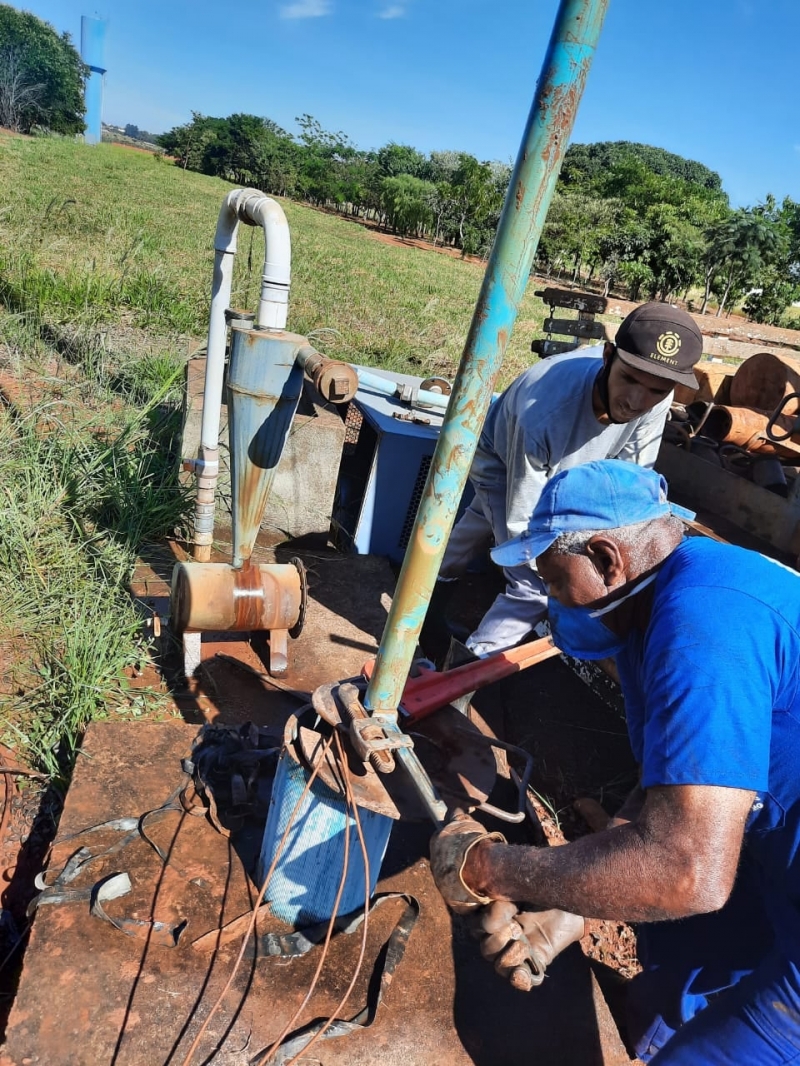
[471, 900, 585, 991]
[429, 813, 505, 915]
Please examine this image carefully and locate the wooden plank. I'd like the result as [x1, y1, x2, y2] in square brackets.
[534, 288, 608, 314]
[543, 317, 607, 340]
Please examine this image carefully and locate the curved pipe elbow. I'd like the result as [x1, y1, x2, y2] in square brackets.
[249, 196, 292, 288]
[233, 191, 292, 330]
[214, 189, 246, 254]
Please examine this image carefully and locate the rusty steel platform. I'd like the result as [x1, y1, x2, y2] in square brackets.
[2, 720, 631, 1066]
[1, 546, 636, 1065]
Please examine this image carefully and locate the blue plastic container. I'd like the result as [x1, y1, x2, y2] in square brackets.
[259, 744, 393, 925]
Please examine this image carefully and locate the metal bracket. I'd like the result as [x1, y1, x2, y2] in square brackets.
[349, 715, 414, 762]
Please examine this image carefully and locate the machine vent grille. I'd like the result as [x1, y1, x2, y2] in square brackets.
[398, 454, 432, 550]
[343, 404, 363, 454]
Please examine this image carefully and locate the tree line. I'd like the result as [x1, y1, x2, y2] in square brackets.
[159, 112, 800, 325]
[1, 4, 798, 325]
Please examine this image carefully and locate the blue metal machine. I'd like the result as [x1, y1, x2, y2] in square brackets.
[332, 368, 475, 565]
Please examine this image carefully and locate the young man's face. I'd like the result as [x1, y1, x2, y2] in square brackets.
[605, 352, 673, 423]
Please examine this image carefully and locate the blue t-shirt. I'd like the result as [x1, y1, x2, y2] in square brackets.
[616, 537, 800, 946]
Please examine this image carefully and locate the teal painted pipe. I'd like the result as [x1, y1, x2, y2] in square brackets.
[364, 0, 610, 752]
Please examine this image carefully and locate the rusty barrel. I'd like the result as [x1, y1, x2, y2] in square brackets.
[729, 352, 800, 419]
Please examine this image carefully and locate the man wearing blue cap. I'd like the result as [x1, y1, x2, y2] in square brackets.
[430, 459, 800, 1064]
[421, 302, 704, 661]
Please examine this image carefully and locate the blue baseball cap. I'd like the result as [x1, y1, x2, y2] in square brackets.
[491, 460, 695, 568]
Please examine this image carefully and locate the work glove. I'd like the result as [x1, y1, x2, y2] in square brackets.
[471, 900, 585, 991]
[429, 813, 506, 915]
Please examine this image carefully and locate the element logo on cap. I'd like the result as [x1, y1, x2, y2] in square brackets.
[656, 331, 681, 360]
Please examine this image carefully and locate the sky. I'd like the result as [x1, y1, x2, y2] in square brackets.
[16, 0, 800, 209]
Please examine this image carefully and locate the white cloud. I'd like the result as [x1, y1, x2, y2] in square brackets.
[378, 4, 406, 17]
[280, 0, 332, 18]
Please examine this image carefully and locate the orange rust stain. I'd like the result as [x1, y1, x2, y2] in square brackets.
[119, 958, 142, 981]
[107, 1007, 141, 1030]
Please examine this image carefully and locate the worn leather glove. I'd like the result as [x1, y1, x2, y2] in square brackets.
[429, 813, 506, 915]
[471, 900, 585, 991]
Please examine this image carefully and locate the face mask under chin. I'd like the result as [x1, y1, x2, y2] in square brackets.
[595, 356, 625, 424]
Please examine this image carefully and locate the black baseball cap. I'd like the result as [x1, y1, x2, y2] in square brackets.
[614, 302, 703, 389]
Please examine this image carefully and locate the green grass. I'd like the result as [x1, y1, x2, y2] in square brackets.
[0, 135, 553, 385]
[0, 134, 593, 775]
[0, 370, 190, 777]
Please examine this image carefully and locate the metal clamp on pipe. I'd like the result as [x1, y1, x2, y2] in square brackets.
[349, 715, 414, 762]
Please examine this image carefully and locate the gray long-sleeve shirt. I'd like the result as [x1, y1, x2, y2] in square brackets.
[470, 346, 672, 542]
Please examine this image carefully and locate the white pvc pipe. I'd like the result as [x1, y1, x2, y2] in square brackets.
[192, 189, 293, 559]
[243, 194, 292, 330]
[200, 189, 292, 451]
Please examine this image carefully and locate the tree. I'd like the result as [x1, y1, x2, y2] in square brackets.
[0, 5, 87, 134]
[159, 112, 222, 171]
[379, 174, 435, 236]
[706, 206, 787, 317]
[377, 142, 428, 179]
[743, 270, 799, 326]
[561, 141, 723, 192]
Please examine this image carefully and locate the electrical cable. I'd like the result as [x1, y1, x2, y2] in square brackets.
[181, 720, 375, 1066]
[253, 752, 352, 1065]
[178, 732, 335, 1066]
[277, 730, 371, 1066]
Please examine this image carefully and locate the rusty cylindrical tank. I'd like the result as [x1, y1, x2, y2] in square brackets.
[729, 351, 800, 418]
[170, 559, 306, 634]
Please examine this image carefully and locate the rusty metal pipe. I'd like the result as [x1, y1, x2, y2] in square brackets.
[701, 405, 771, 450]
[362, 0, 610, 826]
[295, 346, 358, 405]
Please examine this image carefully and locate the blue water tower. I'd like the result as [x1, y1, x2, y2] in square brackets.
[80, 16, 107, 145]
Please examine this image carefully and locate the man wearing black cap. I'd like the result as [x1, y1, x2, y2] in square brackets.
[421, 301, 704, 660]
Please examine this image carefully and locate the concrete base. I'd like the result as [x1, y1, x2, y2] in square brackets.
[181, 355, 347, 541]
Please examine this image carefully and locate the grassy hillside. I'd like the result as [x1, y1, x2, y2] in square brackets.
[0, 135, 553, 384]
[0, 134, 585, 774]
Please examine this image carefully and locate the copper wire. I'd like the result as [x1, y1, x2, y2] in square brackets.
[178, 732, 335, 1066]
[279, 730, 371, 1066]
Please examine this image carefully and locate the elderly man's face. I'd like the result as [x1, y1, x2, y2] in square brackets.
[536, 546, 608, 608]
